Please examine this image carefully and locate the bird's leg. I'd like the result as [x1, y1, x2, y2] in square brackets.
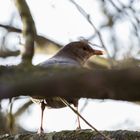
[74, 103, 81, 130]
[37, 101, 45, 135]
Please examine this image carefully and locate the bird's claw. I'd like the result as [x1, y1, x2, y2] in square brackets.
[37, 127, 44, 136]
[76, 126, 81, 130]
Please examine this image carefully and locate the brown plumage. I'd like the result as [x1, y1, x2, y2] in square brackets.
[31, 41, 103, 134]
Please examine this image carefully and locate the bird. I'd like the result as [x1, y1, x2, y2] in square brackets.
[31, 41, 103, 134]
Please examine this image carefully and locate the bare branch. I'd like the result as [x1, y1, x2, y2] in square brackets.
[0, 24, 21, 33]
[13, 0, 37, 64]
[0, 130, 140, 140]
[14, 100, 32, 118]
[0, 66, 140, 101]
[107, 0, 140, 44]
[60, 98, 111, 140]
[69, 0, 110, 58]
[0, 24, 62, 49]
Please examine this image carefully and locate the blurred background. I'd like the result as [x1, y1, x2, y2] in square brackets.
[0, 0, 140, 134]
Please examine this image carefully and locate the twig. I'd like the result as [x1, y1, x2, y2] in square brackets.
[0, 24, 62, 48]
[0, 24, 21, 33]
[107, 0, 140, 43]
[8, 98, 15, 132]
[69, 0, 110, 58]
[79, 99, 89, 113]
[14, 100, 32, 118]
[59, 97, 112, 140]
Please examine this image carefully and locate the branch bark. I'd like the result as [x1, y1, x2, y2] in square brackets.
[14, 0, 36, 64]
[0, 66, 140, 101]
[0, 130, 140, 140]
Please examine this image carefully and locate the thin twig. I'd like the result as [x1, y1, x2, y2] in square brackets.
[14, 100, 32, 118]
[59, 97, 112, 140]
[107, 0, 140, 42]
[69, 0, 110, 58]
[0, 24, 62, 48]
[0, 24, 21, 33]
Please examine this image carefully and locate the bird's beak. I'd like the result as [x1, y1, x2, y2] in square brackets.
[92, 49, 104, 55]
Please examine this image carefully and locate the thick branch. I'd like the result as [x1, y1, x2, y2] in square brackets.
[0, 130, 140, 140]
[14, 0, 36, 64]
[0, 66, 140, 101]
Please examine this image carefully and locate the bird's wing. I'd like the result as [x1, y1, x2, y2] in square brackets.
[39, 57, 81, 68]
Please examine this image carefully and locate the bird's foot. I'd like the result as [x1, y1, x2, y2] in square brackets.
[37, 127, 44, 136]
[76, 125, 81, 130]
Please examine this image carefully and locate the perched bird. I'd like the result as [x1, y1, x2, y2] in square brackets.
[32, 41, 103, 134]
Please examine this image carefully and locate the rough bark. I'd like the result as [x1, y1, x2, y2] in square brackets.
[0, 130, 140, 140]
[0, 65, 140, 101]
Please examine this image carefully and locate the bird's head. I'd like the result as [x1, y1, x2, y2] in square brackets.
[55, 41, 103, 65]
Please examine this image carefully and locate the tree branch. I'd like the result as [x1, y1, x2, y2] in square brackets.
[69, 0, 110, 58]
[0, 66, 140, 101]
[0, 130, 140, 140]
[14, 0, 36, 64]
[0, 24, 62, 49]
